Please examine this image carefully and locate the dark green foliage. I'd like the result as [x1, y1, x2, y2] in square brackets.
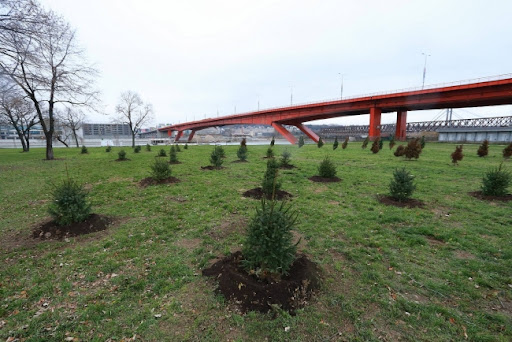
[270, 136, 275, 147]
[184, 143, 188, 150]
[214, 145, 225, 158]
[394, 145, 405, 157]
[451, 145, 464, 164]
[389, 136, 396, 149]
[481, 163, 511, 196]
[241, 199, 298, 277]
[237, 146, 247, 161]
[378, 139, 383, 150]
[134, 145, 141, 153]
[420, 136, 426, 149]
[298, 136, 305, 148]
[169, 146, 178, 163]
[318, 157, 337, 178]
[503, 142, 512, 159]
[404, 138, 422, 159]
[389, 168, 416, 202]
[158, 148, 167, 157]
[145, 144, 151, 152]
[333, 137, 339, 150]
[280, 150, 291, 167]
[342, 137, 348, 149]
[317, 137, 324, 148]
[262, 158, 281, 198]
[210, 148, 224, 168]
[241, 138, 247, 147]
[105, 146, 112, 153]
[477, 140, 489, 157]
[48, 178, 91, 226]
[370, 138, 380, 154]
[118, 150, 127, 160]
[362, 137, 369, 149]
[266, 147, 274, 158]
[150, 158, 172, 181]
[175, 144, 181, 152]
[81, 145, 88, 154]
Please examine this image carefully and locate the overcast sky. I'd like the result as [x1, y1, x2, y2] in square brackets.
[39, 0, 512, 126]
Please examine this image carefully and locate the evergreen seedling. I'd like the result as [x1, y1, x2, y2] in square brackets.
[394, 145, 405, 157]
[342, 137, 348, 149]
[262, 158, 281, 198]
[318, 157, 337, 178]
[451, 145, 464, 164]
[389, 135, 396, 149]
[81, 145, 88, 154]
[242, 199, 298, 278]
[105, 146, 112, 153]
[210, 148, 224, 168]
[48, 178, 91, 226]
[118, 150, 127, 160]
[241, 138, 247, 148]
[237, 145, 247, 161]
[333, 137, 339, 150]
[389, 168, 416, 202]
[169, 146, 178, 163]
[503, 142, 512, 159]
[270, 136, 275, 147]
[317, 137, 324, 148]
[134, 145, 141, 153]
[158, 148, 167, 157]
[477, 140, 489, 157]
[420, 136, 426, 149]
[150, 158, 172, 181]
[184, 143, 188, 150]
[362, 137, 369, 149]
[146, 144, 151, 152]
[481, 163, 511, 196]
[175, 144, 181, 152]
[266, 147, 274, 158]
[214, 145, 225, 158]
[298, 136, 305, 148]
[371, 138, 380, 154]
[280, 150, 291, 167]
[379, 139, 383, 150]
[404, 138, 422, 159]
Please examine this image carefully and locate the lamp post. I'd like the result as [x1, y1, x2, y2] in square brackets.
[338, 73, 345, 100]
[290, 85, 293, 106]
[422, 52, 431, 89]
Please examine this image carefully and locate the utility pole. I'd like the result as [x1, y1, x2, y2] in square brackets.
[338, 73, 344, 99]
[422, 52, 431, 89]
[290, 86, 293, 106]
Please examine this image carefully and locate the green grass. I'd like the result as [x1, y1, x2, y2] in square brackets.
[1, 143, 511, 341]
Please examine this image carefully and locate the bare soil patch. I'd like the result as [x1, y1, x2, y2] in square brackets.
[202, 251, 321, 314]
[309, 176, 341, 183]
[232, 160, 248, 163]
[114, 158, 131, 162]
[280, 164, 296, 170]
[169, 161, 182, 165]
[242, 187, 292, 200]
[32, 214, 114, 240]
[377, 195, 425, 208]
[201, 165, 224, 170]
[468, 191, 512, 202]
[139, 176, 180, 187]
[425, 236, 446, 246]
[454, 250, 476, 260]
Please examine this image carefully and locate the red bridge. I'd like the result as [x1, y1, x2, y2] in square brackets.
[159, 74, 512, 144]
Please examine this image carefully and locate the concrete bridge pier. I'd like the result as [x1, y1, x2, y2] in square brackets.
[295, 123, 320, 143]
[369, 107, 382, 140]
[187, 130, 196, 143]
[174, 131, 184, 142]
[271, 123, 297, 144]
[396, 110, 407, 141]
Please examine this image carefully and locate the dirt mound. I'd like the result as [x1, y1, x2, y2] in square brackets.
[242, 187, 292, 200]
[114, 158, 131, 162]
[201, 166, 224, 170]
[32, 214, 113, 240]
[468, 191, 512, 202]
[308, 176, 341, 183]
[232, 160, 249, 163]
[202, 251, 321, 314]
[280, 164, 296, 170]
[377, 195, 424, 208]
[139, 177, 180, 187]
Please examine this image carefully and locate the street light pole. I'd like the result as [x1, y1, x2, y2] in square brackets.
[290, 86, 293, 106]
[338, 73, 344, 100]
[422, 52, 431, 89]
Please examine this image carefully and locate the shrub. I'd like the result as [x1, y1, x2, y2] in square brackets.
[210, 148, 224, 168]
[477, 140, 489, 157]
[362, 137, 369, 149]
[146, 144, 151, 152]
[214, 145, 225, 158]
[451, 145, 464, 164]
[404, 138, 422, 160]
[48, 178, 91, 226]
[317, 137, 324, 148]
[389, 135, 396, 149]
[150, 158, 172, 181]
[420, 136, 426, 149]
[81, 145, 88, 154]
[280, 150, 291, 167]
[175, 144, 181, 152]
[378, 139, 383, 150]
[262, 158, 281, 198]
[184, 143, 188, 150]
[503, 142, 512, 159]
[241, 138, 247, 147]
[333, 137, 339, 150]
[157, 148, 167, 157]
[370, 138, 380, 154]
[481, 163, 511, 196]
[134, 145, 141, 153]
[298, 136, 304, 148]
[105, 146, 111, 153]
[237, 146, 248, 161]
[389, 168, 416, 202]
[241, 199, 298, 278]
[118, 150, 127, 160]
[318, 157, 337, 178]
[342, 137, 348, 149]
[169, 146, 178, 163]
[270, 136, 275, 147]
[394, 145, 405, 157]
[266, 147, 274, 158]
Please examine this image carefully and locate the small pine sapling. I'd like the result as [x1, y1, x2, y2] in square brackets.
[158, 148, 167, 157]
[451, 145, 464, 164]
[210, 148, 224, 168]
[318, 157, 337, 178]
[389, 168, 416, 202]
[503, 142, 512, 159]
[105, 146, 112, 152]
[333, 137, 339, 150]
[270, 136, 275, 147]
[404, 138, 422, 160]
[317, 137, 324, 148]
[175, 144, 181, 152]
[262, 158, 281, 198]
[378, 138, 383, 150]
[241, 138, 247, 148]
[169, 146, 178, 163]
[118, 150, 127, 160]
[280, 150, 291, 167]
[370, 138, 380, 154]
[150, 158, 172, 181]
[298, 136, 305, 148]
[48, 178, 91, 226]
[481, 163, 511, 196]
[145, 144, 151, 152]
[237, 145, 248, 161]
[214, 145, 226, 158]
[394, 145, 405, 157]
[420, 136, 426, 149]
[362, 137, 369, 149]
[342, 137, 349, 149]
[477, 140, 489, 157]
[134, 145, 141, 153]
[81, 145, 88, 154]
[389, 135, 396, 149]
[266, 147, 274, 158]
[184, 143, 188, 150]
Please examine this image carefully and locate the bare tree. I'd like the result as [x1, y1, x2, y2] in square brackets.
[115, 91, 154, 148]
[0, 78, 38, 151]
[0, 0, 98, 160]
[57, 107, 84, 147]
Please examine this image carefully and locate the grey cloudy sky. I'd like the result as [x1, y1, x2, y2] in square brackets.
[40, 0, 512, 126]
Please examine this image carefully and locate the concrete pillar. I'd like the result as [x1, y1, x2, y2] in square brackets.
[369, 107, 382, 140]
[174, 131, 183, 142]
[271, 123, 297, 144]
[295, 123, 320, 143]
[395, 110, 407, 141]
[187, 130, 196, 143]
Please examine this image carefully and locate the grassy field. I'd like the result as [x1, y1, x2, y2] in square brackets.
[1, 142, 511, 341]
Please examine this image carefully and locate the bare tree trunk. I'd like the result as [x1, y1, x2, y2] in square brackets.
[132, 132, 135, 148]
[45, 135, 54, 159]
[73, 130, 79, 147]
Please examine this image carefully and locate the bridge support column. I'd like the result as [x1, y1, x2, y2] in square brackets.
[395, 110, 407, 141]
[369, 107, 382, 140]
[295, 123, 320, 143]
[174, 131, 183, 142]
[272, 123, 297, 145]
[187, 130, 196, 143]
[167, 129, 174, 137]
